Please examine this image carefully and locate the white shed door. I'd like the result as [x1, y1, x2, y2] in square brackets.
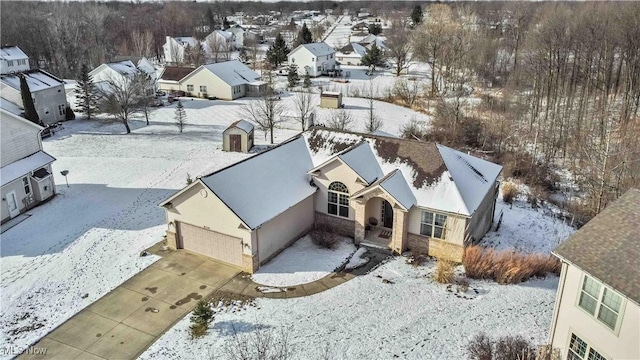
[177, 222, 243, 267]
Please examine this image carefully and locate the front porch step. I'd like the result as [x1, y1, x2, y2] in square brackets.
[359, 241, 393, 254]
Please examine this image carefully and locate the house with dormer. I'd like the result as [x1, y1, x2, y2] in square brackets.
[158, 128, 502, 273]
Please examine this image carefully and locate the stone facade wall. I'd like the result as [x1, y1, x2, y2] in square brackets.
[315, 212, 355, 238]
[407, 233, 464, 262]
[166, 230, 178, 249]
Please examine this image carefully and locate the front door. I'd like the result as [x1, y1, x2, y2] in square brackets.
[230, 134, 242, 152]
[6, 191, 20, 218]
[382, 200, 393, 228]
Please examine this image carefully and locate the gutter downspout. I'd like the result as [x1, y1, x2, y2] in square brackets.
[548, 260, 568, 345]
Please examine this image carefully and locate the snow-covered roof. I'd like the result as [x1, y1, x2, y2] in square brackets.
[305, 129, 502, 216]
[293, 42, 335, 57]
[201, 136, 316, 229]
[338, 43, 367, 57]
[175, 37, 199, 47]
[106, 60, 138, 76]
[227, 119, 254, 133]
[198, 60, 260, 87]
[338, 142, 384, 184]
[1, 151, 56, 187]
[0, 46, 28, 61]
[0, 70, 64, 92]
[370, 130, 398, 138]
[0, 98, 24, 116]
[322, 91, 341, 96]
[215, 30, 234, 40]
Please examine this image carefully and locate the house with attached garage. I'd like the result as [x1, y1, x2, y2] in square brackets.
[89, 59, 157, 95]
[0, 69, 67, 125]
[176, 60, 265, 100]
[159, 128, 502, 273]
[288, 42, 339, 77]
[548, 188, 639, 360]
[0, 103, 56, 224]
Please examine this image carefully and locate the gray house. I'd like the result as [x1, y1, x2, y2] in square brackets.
[0, 69, 67, 125]
[0, 103, 56, 224]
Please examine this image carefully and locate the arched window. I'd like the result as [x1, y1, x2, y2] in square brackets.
[328, 182, 349, 218]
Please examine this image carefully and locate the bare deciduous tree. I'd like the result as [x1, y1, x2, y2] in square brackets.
[386, 20, 413, 76]
[131, 29, 154, 58]
[326, 108, 353, 131]
[242, 71, 284, 143]
[222, 327, 293, 360]
[292, 89, 317, 131]
[98, 73, 147, 133]
[366, 79, 383, 132]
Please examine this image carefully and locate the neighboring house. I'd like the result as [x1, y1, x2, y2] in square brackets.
[227, 26, 246, 48]
[335, 42, 368, 66]
[157, 66, 196, 94]
[159, 128, 502, 273]
[89, 59, 157, 95]
[0, 104, 56, 224]
[163, 36, 199, 65]
[176, 60, 265, 100]
[0, 46, 30, 74]
[111, 56, 160, 85]
[0, 69, 67, 124]
[288, 42, 338, 77]
[204, 30, 236, 54]
[359, 34, 387, 51]
[548, 189, 640, 360]
[223, 120, 254, 153]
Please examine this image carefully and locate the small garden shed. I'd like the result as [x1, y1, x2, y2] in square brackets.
[320, 91, 343, 109]
[223, 120, 254, 153]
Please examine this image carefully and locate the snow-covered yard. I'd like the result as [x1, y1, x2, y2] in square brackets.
[0, 96, 419, 356]
[251, 235, 355, 287]
[141, 257, 559, 360]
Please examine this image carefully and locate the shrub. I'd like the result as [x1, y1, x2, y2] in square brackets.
[433, 258, 456, 284]
[501, 182, 519, 204]
[467, 333, 493, 360]
[189, 300, 214, 339]
[456, 278, 470, 293]
[65, 106, 75, 120]
[468, 333, 543, 360]
[463, 246, 560, 284]
[309, 223, 338, 249]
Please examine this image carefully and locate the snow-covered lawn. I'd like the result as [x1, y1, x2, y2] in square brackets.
[141, 257, 559, 360]
[251, 235, 355, 287]
[0, 96, 420, 355]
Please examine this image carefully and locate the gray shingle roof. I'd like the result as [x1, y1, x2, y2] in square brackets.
[553, 188, 640, 305]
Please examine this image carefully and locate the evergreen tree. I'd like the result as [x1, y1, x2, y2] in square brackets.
[368, 23, 382, 36]
[175, 100, 187, 133]
[266, 33, 290, 68]
[76, 64, 99, 121]
[295, 23, 314, 46]
[411, 5, 424, 25]
[238, 48, 249, 64]
[303, 71, 312, 88]
[361, 43, 385, 70]
[222, 17, 230, 29]
[19, 74, 43, 126]
[287, 64, 300, 88]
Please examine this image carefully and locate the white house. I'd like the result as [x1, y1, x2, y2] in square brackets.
[0, 46, 30, 74]
[0, 70, 67, 124]
[288, 42, 338, 77]
[227, 26, 246, 47]
[163, 36, 199, 65]
[204, 30, 236, 52]
[0, 103, 56, 224]
[548, 189, 639, 360]
[335, 42, 368, 66]
[89, 59, 157, 95]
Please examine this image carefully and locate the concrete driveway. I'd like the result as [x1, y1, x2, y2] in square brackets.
[19, 251, 239, 360]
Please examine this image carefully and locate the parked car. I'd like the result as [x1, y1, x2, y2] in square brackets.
[156, 90, 166, 96]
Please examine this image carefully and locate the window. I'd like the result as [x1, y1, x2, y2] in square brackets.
[420, 211, 447, 239]
[23, 177, 30, 195]
[291, 57, 295, 63]
[328, 181, 349, 218]
[199, 85, 207, 93]
[317, 66, 321, 71]
[578, 275, 623, 330]
[58, 104, 65, 116]
[311, 57, 315, 62]
[568, 333, 607, 360]
[6, 60, 13, 66]
[187, 84, 194, 92]
[18, 59, 26, 66]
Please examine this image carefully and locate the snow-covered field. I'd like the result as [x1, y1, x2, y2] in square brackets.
[251, 235, 355, 287]
[0, 96, 419, 355]
[141, 257, 559, 360]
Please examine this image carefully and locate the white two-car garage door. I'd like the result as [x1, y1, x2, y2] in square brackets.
[177, 222, 243, 267]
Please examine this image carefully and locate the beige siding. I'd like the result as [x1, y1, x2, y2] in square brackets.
[466, 182, 498, 244]
[550, 263, 640, 360]
[223, 128, 253, 152]
[407, 207, 467, 246]
[180, 68, 234, 100]
[164, 182, 253, 255]
[256, 194, 315, 263]
[1, 115, 41, 167]
[312, 159, 367, 221]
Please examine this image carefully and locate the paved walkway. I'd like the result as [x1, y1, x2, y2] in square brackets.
[19, 251, 240, 360]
